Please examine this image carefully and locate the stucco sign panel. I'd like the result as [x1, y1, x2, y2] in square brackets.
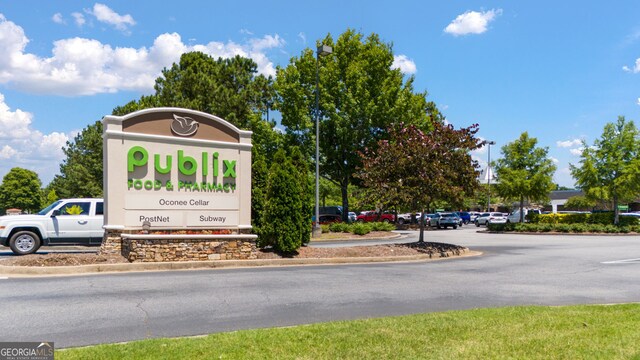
[102, 108, 252, 230]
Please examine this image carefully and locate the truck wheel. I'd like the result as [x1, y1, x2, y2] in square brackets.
[383, 218, 390, 223]
[453, 225, 458, 229]
[475, 221, 480, 227]
[9, 231, 41, 255]
[398, 218, 405, 225]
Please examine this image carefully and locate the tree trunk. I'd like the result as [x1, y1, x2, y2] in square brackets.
[613, 195, 619, 226]
[418, 206, 425, 243]
[520, 195, 525, 223]
[341, 180, 349, 223]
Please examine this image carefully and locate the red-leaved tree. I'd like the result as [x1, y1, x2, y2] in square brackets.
[358, 121, 483, 242]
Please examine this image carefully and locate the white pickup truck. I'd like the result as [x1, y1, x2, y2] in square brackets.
[0, 198, 104, 255]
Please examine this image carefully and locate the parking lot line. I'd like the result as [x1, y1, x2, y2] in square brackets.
[601, 258, 640, 264]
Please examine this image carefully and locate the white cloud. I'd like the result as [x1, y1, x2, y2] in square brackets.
[0, 14, 285, 95]
[89, 3, 135, 32]
[556, 138, 582, 148]
[0, 145, 16, 159]
[298, 32, 306, 44]
[636, 97, 640, 106]
[52, 13, 65, 25]
[240, 29, 254, 36]
[71, 12, 85, 27]
[623, 58, 640, 73]
[0, 93, 70, 182]
[550, 156, 559, 163]
[570, 148, 584, 156]
[444, 9, 502, 36]
[392, 55, 417, 74]
[249, 34, 285, 51]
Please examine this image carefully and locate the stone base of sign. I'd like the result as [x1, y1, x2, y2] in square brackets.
[99, 230, 258, 262]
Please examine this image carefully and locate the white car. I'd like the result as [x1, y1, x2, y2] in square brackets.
[0, 198, 104, 255]
[475, 212, 507, 226]
[507, 208, 541, 223]
[397, 212, 422, 224]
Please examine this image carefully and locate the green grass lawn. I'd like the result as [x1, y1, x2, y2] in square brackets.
[58, 304, 640, 359]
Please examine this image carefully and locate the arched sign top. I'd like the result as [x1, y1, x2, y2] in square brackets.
[104, 107, 252, 143]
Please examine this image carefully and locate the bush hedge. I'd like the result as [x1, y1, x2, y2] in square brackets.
[528, 213, 638, 226]
[488, 222, 640, 234]
[322, 222, 394, 235]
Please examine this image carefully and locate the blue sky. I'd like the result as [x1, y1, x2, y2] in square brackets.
[1, 1, 640, 187]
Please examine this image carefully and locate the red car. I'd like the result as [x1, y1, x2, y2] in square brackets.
[356, 211, 395, 223]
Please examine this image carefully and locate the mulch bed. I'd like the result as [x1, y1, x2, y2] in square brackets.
[0, 242, 466, 267]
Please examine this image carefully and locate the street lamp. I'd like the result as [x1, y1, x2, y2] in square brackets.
[486, 140, 496, 212]
[313, 44, 332, 238]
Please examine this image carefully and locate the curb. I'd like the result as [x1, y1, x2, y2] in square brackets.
[477, 230, 640, 236]
[310, 233, 403, 242]
[0, 249, 480, 277]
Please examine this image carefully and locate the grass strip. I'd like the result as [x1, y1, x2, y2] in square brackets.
[58, 304, 640, 359]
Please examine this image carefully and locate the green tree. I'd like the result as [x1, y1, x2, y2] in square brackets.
[0, 168, 43, 213]
[275, 29, 442, 221]
[115, 52, 274, 129]
[358, 121, 482, 242]
[44, 188, 58, 206]
[50, 121, 103, 198]
[570, 116, 640, 224]
[289, 147, 313, 245]
[563, 195, 595, 211]
[259, 150, 310, 253]
[494, 132, 557, 222]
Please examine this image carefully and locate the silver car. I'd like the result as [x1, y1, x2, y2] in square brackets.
[475, 212, 507, 226]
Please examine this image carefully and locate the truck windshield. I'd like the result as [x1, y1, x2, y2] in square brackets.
[38, 200, 63, 215]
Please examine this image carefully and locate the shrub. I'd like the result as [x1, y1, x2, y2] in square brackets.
[603, 225, 619, 233]
[258, 150, 308, 253]
[539, 223, 554, 232]
[351, 222, 372, 235]
[514, 223, 531, 232]
[568, 223, 586, 233]
[556, 224, 571, 233]
[370, 222, 396, 231]
[534, 212, 637, 226]
[487, 223, 514, 232]
[329, 222, 350, 233]
[321, 224, 330, 233]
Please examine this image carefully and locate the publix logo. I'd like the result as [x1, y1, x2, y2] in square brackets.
[171, 114, 199, 136]
[127, 146, 237, 192]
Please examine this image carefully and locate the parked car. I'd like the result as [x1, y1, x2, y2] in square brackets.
[469, 211, 481, 223]
[507, 208, 541, 223]
[455, 211, 471, 225]
[475, 212, 507, 226]
[621, 213, 640, 224]
[348, 212, 357, 223]
[319, 206, 343, 216]
[0, 198, 104, 255]
[397, 212, 422, 224]
[357, 211, 395, 223]
[315, 214, 342, 224]
[429, 212, 459, 229]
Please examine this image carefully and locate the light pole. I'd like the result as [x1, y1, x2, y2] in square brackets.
[313, 44, 332, 238]
[486, 140, 496, 212]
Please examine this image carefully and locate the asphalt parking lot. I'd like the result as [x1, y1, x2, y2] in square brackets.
[1, 226, 639, 348]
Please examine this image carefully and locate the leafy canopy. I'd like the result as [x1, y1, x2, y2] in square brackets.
[0, 167, 43, 213]
[358, 121, 482, 241]
[275, 29, 442, 220]
[49, 121, 103, 199]
[570, 116, 640, 224]
[494, 132, 556, 221]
